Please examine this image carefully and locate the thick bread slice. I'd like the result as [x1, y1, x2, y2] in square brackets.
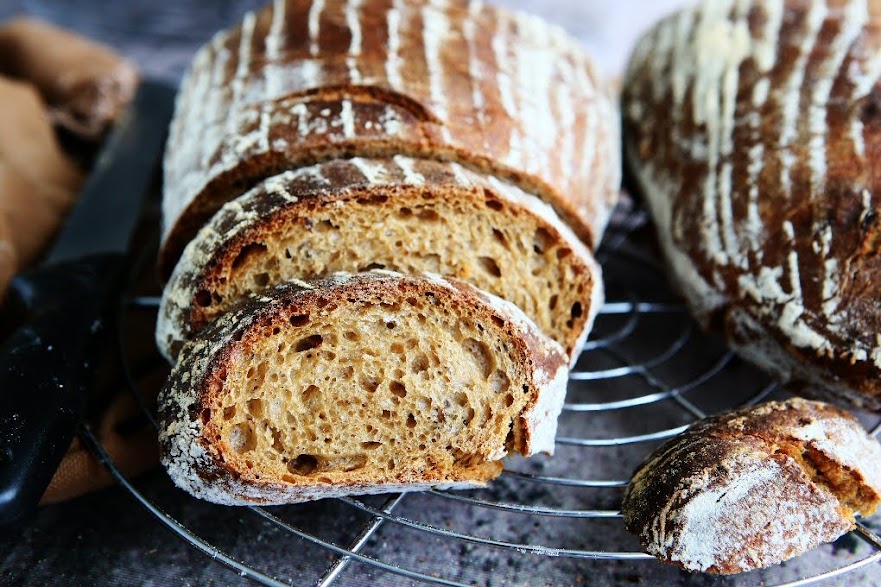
[159, 0, 620, 277]
[622, 0, 881, 410]
[159, 271, 568, 505]
[156, 157, 603, 363]
[622, 399, 881, 574]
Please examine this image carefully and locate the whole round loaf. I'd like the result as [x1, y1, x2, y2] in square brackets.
[159, 0, 620, 277]
[622, 398, 881, 574]
[622, 0, 881, 409]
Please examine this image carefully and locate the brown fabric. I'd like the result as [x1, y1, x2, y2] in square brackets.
[0, 75, 83, 293]
[0, 18, 139, 142]
[0, 20, 151, 503]
[41, 391, 160, 504]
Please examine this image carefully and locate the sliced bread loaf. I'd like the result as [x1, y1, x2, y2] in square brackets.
[156, 157, 602, 363]
[159, 271, 568, 505]
[159, 0, 619, 277]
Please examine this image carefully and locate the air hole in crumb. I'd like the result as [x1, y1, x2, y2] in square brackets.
[490, 370, 510, 393]
[505, 393, 515, 407]
[463, 338, 494, 378]
[254, 273, 270, 287]
[533, 227, 554, 254]
[362, 441, 382, 449]
[231, 242, 268, 269]
[295, 334, 323, 352]
[407, 414, 417, 428]
[229, 422, 256, 453]
[557, 248, 572, 260]
[195, 289, 212, 307]
[272, 327, 280, 335]
[247, 398, 263, 417]
[464, 407, 475, 425]
[303, 385, 320, 402]
[486, 199, 503, 211]
[478, 257, 502, 278]
[455, 392, 468, 407]
[388, 459, 396, 470]
[399, 207, 412, 217]
[418, 209, 439, 221]
[360, 376, 379, 393]
[382, 410, 392, 418]
[345, 330, 360, 341]
[391, 342, 405, 354]
[406, 297, 418, 306]
[288, 454, 318, 475]
[361, 262, 386, 271]
[290, 314, 309, 327]
[271, 428, 284, 452]
[491, 316, 504, 328]
[412, 354, 429, 373]
[386, 321, 397, 329]
[390, 381, 407, 398]
[549, 295, 559, 311]
[571, 302, 583, 319]
[222, 406, 236, 420]
[492, 228, 507, 246]
[200, 408, 211, 425]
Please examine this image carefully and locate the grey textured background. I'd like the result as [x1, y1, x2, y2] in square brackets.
[1, 1, 880, 586]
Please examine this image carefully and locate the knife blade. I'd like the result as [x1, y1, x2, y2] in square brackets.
[0, 79, 176, 526]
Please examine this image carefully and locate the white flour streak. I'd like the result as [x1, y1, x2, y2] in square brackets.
[386, 0, 404, 90]
[423, 1, 451, 142]
[340, 99, 356, 138]
[346, 0, 363, 83]
[308, 0, 325, 57]
[393, 155, 425, 185]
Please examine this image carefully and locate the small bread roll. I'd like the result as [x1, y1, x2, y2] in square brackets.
[622, 398, 881, 574]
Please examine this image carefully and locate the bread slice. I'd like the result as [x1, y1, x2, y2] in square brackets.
[159, 271, 568, 505]
[156, 157, 602, 363]
[159, 0, 620, 277]
[622, 399, 881, 574]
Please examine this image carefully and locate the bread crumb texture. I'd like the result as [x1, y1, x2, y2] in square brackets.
[156, 157, 602, 363]
[622, 398, 881, 574]
[159, 271, 568, 505]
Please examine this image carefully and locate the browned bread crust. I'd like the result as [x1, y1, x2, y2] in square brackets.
[622, 398, 881, 574]
[156, 156, 602, 362]
[622, 0, 881, 409]
[159, 271, 568, 505]
[159, 0, 620, 277]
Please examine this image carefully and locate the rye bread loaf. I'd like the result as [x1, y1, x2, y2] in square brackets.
[622, 398, 881, 574]
[158, 0, 620, 277]
[156, 156, 603, 363]
[159, 271, 568, 505]
[622, 0, 881, 410]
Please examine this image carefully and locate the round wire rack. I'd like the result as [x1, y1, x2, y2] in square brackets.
[81, 199, 881, 586]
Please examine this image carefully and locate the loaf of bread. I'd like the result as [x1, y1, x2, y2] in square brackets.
[159, 271, 568, 505]
[622, 398, 881, 574]
[156, 156, 603, 362]
[622, 0, 881, 409]
[158, 0, 619, 277]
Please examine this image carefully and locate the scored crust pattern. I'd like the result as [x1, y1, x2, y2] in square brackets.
[160, 0, 620, 275]
[623, 0, 881, 409]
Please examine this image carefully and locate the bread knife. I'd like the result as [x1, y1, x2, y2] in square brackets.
[0, 80, 176, 527]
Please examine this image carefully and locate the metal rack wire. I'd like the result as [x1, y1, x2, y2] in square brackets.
[80, 200, 881, 586]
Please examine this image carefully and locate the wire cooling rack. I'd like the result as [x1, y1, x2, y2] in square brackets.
[78, 198, 881, 586]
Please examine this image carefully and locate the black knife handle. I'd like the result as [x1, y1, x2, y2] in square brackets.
[0, 254, 123, 526]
